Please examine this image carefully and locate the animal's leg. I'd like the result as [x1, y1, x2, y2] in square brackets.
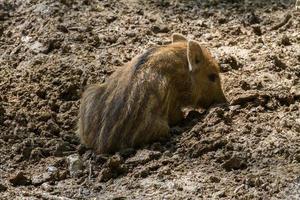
[131, 117, 170, 147]
[151, 118, 171, 141]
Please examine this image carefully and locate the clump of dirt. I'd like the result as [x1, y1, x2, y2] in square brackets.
[0, 0, 299, 199]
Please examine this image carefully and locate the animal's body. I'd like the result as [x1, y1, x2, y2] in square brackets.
[78, 34, 227, 154]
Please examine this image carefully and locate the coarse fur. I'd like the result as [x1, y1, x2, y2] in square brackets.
[78, 33, 227, 154]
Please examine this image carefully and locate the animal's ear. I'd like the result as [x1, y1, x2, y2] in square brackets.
[187, 40, 204, 72]
[172, 33, 187, 43]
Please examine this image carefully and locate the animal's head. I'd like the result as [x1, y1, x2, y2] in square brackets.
[172, 33, 228, 108]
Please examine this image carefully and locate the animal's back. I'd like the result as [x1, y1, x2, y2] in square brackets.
[76, 38, 223, 154]
[78, 45, 188, 153]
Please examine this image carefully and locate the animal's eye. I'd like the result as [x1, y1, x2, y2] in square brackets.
[195, 58, 200, 64]
[208, 73, 217, 82]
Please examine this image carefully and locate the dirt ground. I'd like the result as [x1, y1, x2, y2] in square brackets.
[0, 0, 299, 199]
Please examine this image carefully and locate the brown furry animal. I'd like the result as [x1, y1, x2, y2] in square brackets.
[78, 33, 227, 154]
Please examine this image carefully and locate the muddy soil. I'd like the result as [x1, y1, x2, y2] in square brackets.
[0, 0, 299, 199]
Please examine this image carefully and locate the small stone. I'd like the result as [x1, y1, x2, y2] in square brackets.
[67, 154, 83, 177]
[221, 55, 242, 70]
[151, 24, 169, 34]
[29, 41, 50, 54]
[158, 166, 171, 176]
[57, 24, 68, 33]
[126, 149, 161, 165]
[213, 190, 226, 198]
[32, 173, 51, 186]
[231, 26, 242, 35]
[107, 154, 123, 170]
[290, 86, 300, 98]
[220, 64, 231, 72]
[244, 175, 263, 187]
[126, 31, 136, 38]
[47, 166, 58, 173]
[9, 171, 32, 186]
[104, 35, 118, 44]
[221, 156, 247, 171]
[38, 111, 52, 121]
[163, 150, 172, 158]
[54, 141, 72, 156]
[231, 92, 259, 105]
[209, 175, 221, 183]
[172, 182, 183, 191]
[98, 168, 112, 182]
[106, 15, 117, 23]
[41, 182, 53, 192]
[59, 102, 73, 113]
[47, 120, 60, 135]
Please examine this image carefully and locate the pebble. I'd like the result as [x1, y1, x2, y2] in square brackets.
[9, 171, 32, 186]
[47, 166, 58, 173]
[221, 156, 247, 171]
[106, 15, 117, 23]
[231, 92, 259, 105]
[209, 175, 221, 183]
[67, 154, 84, 177]
[151, 24, 169, 34]
[98, 168, 112, 182]
[107, 154, 123, 170]
[57, 24, 68, 33]
[41, 182, 53, 192]
[158, 166, 171, 176]
[32, 173, 51, 186]
[213, 190, 226, 198]
[55, 141, 72, 156]
[126, 149, 161, 165]
[244, 175, 263, 187]
[29, 41, 50, 54]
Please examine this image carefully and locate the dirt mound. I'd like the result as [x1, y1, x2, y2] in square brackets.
[0, 0, 299, 199]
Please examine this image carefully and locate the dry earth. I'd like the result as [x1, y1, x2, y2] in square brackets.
[0, 0, 299, 199]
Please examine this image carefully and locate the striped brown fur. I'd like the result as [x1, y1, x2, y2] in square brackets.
[78, 33, 227, 154]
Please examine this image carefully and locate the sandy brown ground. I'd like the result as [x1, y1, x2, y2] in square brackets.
[0, 0, 299, 199]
